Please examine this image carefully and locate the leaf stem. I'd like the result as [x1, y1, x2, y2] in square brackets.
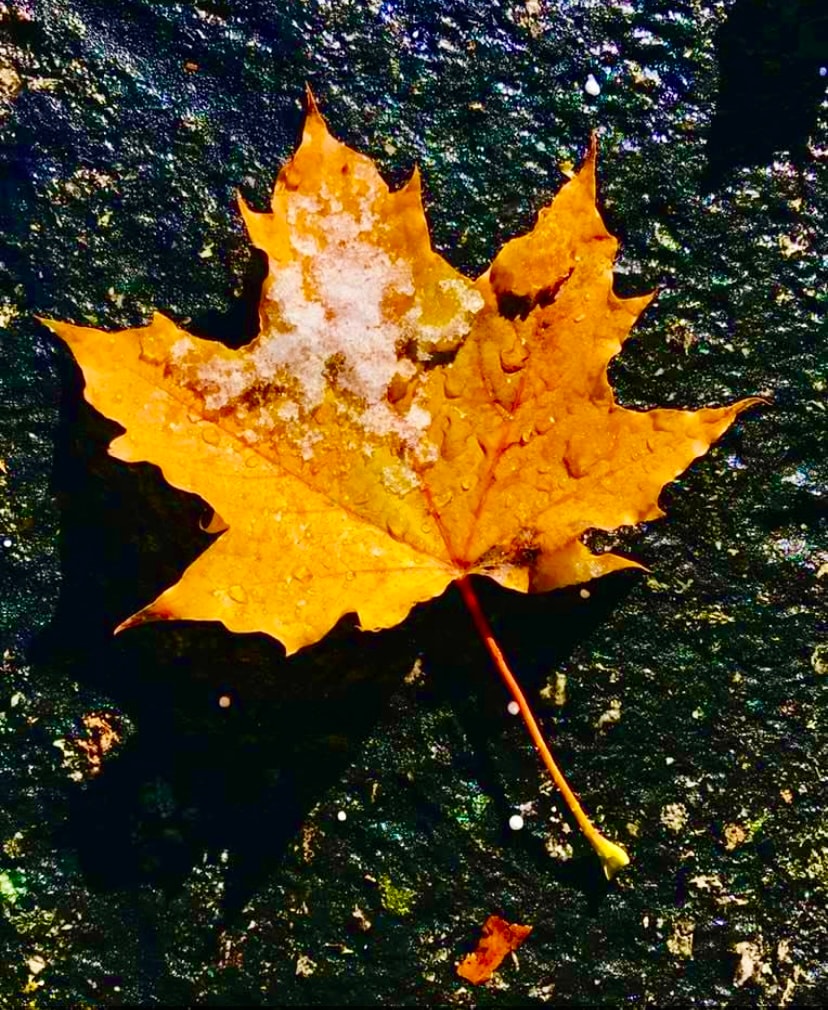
[456, 575, 629, 880]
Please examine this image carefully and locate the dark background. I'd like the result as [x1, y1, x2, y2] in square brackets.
[0, 0, 826, 1005]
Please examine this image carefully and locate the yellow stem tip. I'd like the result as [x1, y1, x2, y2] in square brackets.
[589, 832, 631, 880]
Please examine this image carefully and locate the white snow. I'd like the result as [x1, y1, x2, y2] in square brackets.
[182, 186, 483, 459]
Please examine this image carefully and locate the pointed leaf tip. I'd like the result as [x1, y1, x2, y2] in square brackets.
[304, 83, 320, 116]
[114, 607, 165, 636]
[577, 132, 599, 198]
[35, 315, 62, 337]
[404, 164, 422, 194]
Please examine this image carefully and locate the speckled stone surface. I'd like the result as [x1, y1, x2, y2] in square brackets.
[0, 1, 826, 1005]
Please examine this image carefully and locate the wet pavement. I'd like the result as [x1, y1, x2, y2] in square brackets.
[0, 1, 826, 1005]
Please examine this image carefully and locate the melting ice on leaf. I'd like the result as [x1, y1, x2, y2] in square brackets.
[44, 92, 758, 656]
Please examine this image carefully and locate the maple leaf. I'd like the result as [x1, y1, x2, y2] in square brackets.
[43, 91, 760, 880]
[43, 93, 757, 657]
[456, 914, 532, 985]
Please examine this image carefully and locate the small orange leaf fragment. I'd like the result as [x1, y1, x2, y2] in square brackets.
[456, 914, 533, 985]
[41, 91, 760, 655]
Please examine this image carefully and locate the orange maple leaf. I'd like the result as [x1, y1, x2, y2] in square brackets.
[456, 914, 532, 985]
[43, 92, 759, 877]
[43, 94, 757, 655]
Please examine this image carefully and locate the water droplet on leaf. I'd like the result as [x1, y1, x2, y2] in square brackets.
[443, 368, 465, 399]
[440, 413, 473, 462]
[139, 332, 168, 365]
[386, 515, 406, 541]
[500, 341, 528, 374]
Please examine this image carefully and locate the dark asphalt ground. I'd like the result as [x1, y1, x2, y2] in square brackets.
[0, 1, 825, 1005]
